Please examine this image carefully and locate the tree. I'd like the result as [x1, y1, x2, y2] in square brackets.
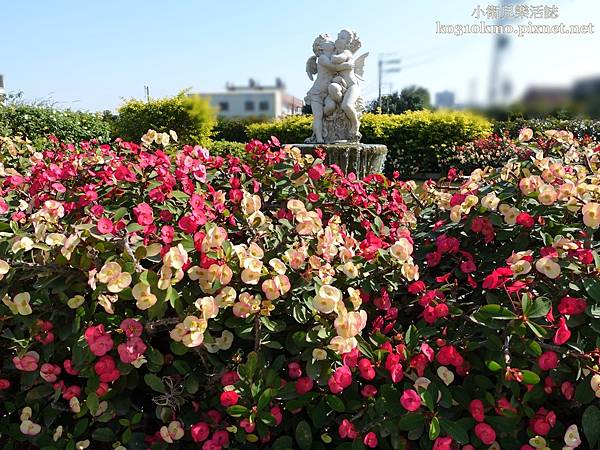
[367, 85, 431, 114]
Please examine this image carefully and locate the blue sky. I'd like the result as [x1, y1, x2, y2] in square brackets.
[2, 0, 599, 111]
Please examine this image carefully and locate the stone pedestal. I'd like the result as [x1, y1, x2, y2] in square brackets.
[293, 143, 387, 179]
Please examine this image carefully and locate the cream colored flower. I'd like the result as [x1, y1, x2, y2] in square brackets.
[313, 285, 341, 314]
[53, 425, 63, 442]
[20, 419, 41, 436]
[163, 244, 188, 270]
[69, 397, 81, 413]
[481, 192, 500, 211]
[20, 407, 32, 421]
[97, 262, 132, 293]
[0, 259, 8, 280]
[312, 348, 328, 361]
[98, 294, 118, 314]
[582, 202, 600, 229]
[535, 257, 561, 279]
[437, 366, 455, 386]
[13, 292, 32, 315]
[390, 238, 413, 262]
[12, 236, 34, 253]
[45, 233, 66, 246]
[160, 421, 184, 443]
[564, 424, 581, 448]
[75, 440, 90, 450]
[519, 127, 534, 142]
[132, 282, 157, 310]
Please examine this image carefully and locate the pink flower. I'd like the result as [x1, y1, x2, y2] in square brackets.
[94, 355, 120, 383]
[84, 324, 114, 356]
[553, 317, 571, 345]
[0, 379, 10, 389]
[328, 365, 352, 394]
[400, 389, 421, 411]
[288, 362, 302, 379]
[117, 336, 147, 364]
[133, 202, 154, 226]
[474, 423, 496, 445]
[363, 432, 378, 448]
[469, 399, 485, 422]
[433, 436, 453, 450]
[63, 359, 80, 375]
[361, 385, 378, 397]
[40, 363, 61, 382]
[338, 419, 358, 439]
[13, 351, 40, 372]
[270, 406, 283, 425]
[538, 351, 558, 371]
[358, 358, 375, 380]
[191, 422, 210, 443]
[120, 318, 143, 338]
[389, 363, 404, 383]
[62, 385, 81, 400]
[97, 217, 114, 234]
[220, 371, 240, 386]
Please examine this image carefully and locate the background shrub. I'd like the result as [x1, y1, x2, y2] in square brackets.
[111, 92, 216, 145]
[0, 101, 110, 145]
[212, 116, 267, 142]
[494, 117, 600, 140]
[205, 139, 247, 158]
[246, 111, 492, 176]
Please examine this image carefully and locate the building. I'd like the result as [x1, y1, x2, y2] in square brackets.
[521, 87, 571, 107]
[435, 90, 455, 108]
[198, 78, 303, 118]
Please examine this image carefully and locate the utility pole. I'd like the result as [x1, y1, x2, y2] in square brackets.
[378, 54, 402, 113]
[144, 85, 150, 102]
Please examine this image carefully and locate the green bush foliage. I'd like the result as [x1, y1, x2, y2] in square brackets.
[0, 103, 110, 145]
[205, 139, 247, 158]
[246, 111, 492, 175]
[212, 117, 267, 143]
[112, 92, 216, 145]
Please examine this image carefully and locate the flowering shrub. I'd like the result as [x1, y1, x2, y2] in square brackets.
[1, 127, 600, 450]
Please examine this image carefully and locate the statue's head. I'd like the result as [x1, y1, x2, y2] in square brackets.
[312, 34, 335, 56]
[335, 29, 361, 53]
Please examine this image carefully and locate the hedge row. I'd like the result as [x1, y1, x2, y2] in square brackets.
[0, 104, 110, 145]
[246, 111, 492, 176]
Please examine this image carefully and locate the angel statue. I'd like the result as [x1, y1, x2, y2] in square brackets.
[304, 29, 368, 143]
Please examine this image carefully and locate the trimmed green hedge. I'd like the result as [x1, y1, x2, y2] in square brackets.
[212, 116, 267, 142]
[0, 104, 110, 145]
[246, 111, 492, 175]
[205, 139, 246, 158]
[111, 92, 216, 145]
[494, 118, 600, 140]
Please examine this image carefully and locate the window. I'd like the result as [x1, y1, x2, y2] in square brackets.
[218, 101, 229, 112]
[259, 100, 269, 111]
[244, 101, 255, 111]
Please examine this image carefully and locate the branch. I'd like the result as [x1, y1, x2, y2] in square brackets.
[254, 314, 261, 352]
[144, 317, 180, 335]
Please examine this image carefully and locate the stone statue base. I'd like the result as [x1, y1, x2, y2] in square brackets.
[292, 143, 387, 179]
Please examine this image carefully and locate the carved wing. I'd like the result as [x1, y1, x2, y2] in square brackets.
[305, 56, 318, 81]
[353, 52, 369, 80]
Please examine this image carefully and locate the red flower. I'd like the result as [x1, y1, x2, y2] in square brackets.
[557, 296, 587, 315]
[220, 390, 239, 407]
[538, 351, 558, 371]
[433, 436, 453, 450]
[408, 281, 426, 294]
[288, 362, 302, 379]
[436, 345, 464, 367]
[553, 317, 571, 345]
[516, 212, 535, 228]
[295, 377, 313, 395]
[191, 422, 210, 443]
[328, 365, 352, 394]
[400, 389, 421, 411]
[474, 423, 496, 445]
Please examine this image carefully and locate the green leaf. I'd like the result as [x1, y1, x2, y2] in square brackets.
[521, 370, 540, 385]
[428, 417, 440, 440]
[583, 405, 600, 447]
[583, 278, 600, 302]
[295, 420, 313, 450]
[227, 405, 250, 417]
[326, 395, 345, 412]
[25, 384, 53, 402]
[478, 304, 516, 320]
[439, 418, 469, 444]
[398, 413, 425, 431]
[527, 297, 550, 318]
[73, 418, 89, 437]
[144, 373, 166, 393]
[486, 360, 502, 372]
[86, 392, 99, 415]
[258, 388, 274, 411]
[91, 427, 116, 442]
[272, 436, 294, 450]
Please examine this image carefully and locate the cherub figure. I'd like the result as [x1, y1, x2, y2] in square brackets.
[332, 29, 369, 141]
[304, 34, 354, 143]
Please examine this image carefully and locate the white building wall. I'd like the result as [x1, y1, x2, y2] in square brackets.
[203, 91, 278, 118]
